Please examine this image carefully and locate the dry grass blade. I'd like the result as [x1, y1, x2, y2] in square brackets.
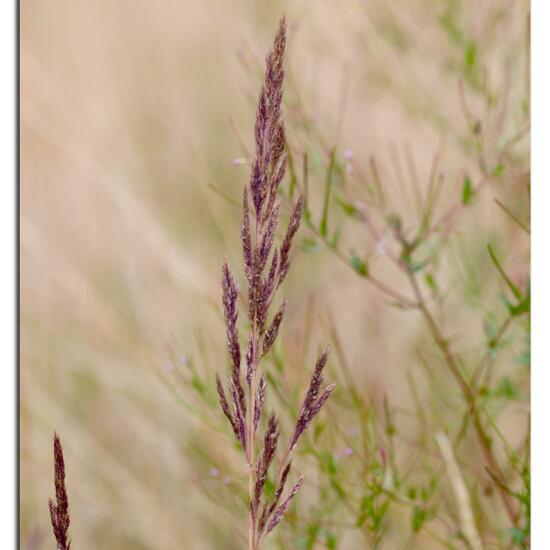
[436, 432, 482, 550]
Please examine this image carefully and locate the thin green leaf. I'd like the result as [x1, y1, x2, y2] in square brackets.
[487, 245, 523, 300]
[462, 175, 474, 204]
[287, 146, 297, 200]
[320, 148, 337, 237]
[350, 252, 368, 277]
[335, 196, 359, 218]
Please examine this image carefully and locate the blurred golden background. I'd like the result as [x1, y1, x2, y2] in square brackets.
[21, 1, 529, 548]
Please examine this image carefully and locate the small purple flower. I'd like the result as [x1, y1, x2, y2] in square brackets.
[335, 447, 353, 460]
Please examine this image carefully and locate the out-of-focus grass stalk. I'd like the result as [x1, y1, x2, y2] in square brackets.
[436, 432, 482, 550]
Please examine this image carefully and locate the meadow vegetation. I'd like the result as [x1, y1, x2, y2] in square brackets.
[22, 1, 529, 548]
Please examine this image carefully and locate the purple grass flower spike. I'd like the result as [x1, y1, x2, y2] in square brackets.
[266, 475, 305, 534]
[48, 433, 71, 550]
[215, 16, 333, 549]
[290, 347, 335, 451]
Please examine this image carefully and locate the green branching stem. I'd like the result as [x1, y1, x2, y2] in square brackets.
[405, 269, 519, 525]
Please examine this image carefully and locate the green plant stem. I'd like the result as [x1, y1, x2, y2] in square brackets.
[405, 270, 518, 525]
[476, 313, 514, 390]
[454, 312, 516, 454]
[320, 148, 337, 237]
[301, 216, 418, 308]
[318, 207, 520, 523]
[494, 198, 530, 235]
